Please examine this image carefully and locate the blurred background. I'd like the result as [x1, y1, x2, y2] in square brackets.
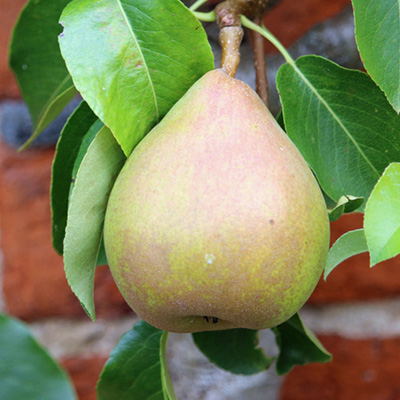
[2, 0, 400, 399]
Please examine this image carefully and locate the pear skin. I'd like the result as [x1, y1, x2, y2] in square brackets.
[104, 69, 330, 333]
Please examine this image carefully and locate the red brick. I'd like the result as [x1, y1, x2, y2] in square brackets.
[280, 335, 400, 400]
[263, 0, 351, 53]
[61, 356, 107, 400]
[0, 0, 26, 99]
[310, 213, 400, 304]
[0, 141, 130, 320]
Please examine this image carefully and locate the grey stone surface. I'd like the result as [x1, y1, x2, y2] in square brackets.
[30, 317, 138, 359]
[0, 97, 80, 148]
[286, 6, 360, 68]
[168, 330, 282, 400]
[301, 298, 400, 339]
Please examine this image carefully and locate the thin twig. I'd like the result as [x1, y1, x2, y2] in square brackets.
[251, 16, 269, 107]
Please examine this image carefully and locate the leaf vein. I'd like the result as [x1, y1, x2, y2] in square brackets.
[294, 63, 381, 178]
[116, 0, 159, 122]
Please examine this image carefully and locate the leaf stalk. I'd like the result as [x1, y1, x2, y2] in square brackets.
[240, 15, 295, 66]
[192, 11, 216, 21]
[189, 0, 209, 11]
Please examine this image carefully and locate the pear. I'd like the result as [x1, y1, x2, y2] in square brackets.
[104, 69, 330, 333]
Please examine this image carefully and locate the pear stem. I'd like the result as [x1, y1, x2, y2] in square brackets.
[192, 8, 244, 77]
[214, 1, 245, 78]
[189, 0, 209, 11]
[195, 2, 292, 80]
[219, 26, 244, 77]
[240, 15, 296, 66]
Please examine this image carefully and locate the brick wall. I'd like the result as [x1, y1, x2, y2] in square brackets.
[3, 1, 400, 399]
[0, 0, 25, 99]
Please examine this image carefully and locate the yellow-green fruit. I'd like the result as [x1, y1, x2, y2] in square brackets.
[104, 69, 330, 333]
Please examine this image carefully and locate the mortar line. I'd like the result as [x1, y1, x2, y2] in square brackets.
[301, 297, 400, 339]
[29, 316, 139, 359]
[23, 295, 400, 362]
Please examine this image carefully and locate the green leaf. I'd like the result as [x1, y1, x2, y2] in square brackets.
[277, 55, 400, 209]
[51, 101, 102, 255]
[272, 313, 332, 375]
[69, 117, 105, 189]
[324, 229, 368, 279]
[328, 195, 364, 221]
[96, 240, 108, 266]
[192, 329, 273, 375]
[364, 162, 400, 266]
[160, 331, 176, 400]
[97, 321, 176, 400]
[353, 0, 400, 112]
[9, 0, 77, 148]
[0, 314, 76, 400]
[63, 127, 125, 320]
[59, 0, 214, 156]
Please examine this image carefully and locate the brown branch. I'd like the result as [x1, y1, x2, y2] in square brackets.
[251, 16, 269, 107]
